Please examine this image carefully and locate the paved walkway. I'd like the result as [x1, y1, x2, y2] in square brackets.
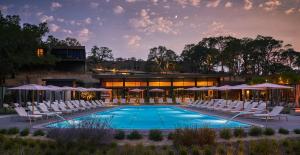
[0, 105, 299, 131]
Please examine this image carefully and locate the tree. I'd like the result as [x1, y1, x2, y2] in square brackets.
[44, 35, 81, 51]
[180, 43, 218, 73]
[0, 11, 54, 85]
[87, 46, 113, 67]
[147, 46, 178, 72]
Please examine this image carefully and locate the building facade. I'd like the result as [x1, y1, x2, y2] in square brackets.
[93, 73, 224, 100]
[50, 46, 86, 72]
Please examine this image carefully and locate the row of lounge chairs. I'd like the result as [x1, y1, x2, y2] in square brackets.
[14, 100, 110, 121]
[110, 97, 193, 104]
[189, 99, 287, 120]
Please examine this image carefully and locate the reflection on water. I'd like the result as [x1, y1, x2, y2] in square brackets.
[47, 106, 250, 129]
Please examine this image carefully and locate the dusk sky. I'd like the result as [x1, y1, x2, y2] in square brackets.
[0, 0, 300, 59]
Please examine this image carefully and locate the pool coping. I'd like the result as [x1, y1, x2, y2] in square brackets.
[33, 105, 263, 131]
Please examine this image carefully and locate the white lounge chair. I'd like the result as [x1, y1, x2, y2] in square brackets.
[28, 105, 56, 118]
[14, 107, 42, 120]
[232, 102, 258, 113]
[175, 98, 182, 104]
[121, 98, 126, 104]
[104, 98, 111, 105]
[65, 101, 81, 111]
[139, 98, 145, 104]
[158, 98, 164, 104]
[149, 98, 155, 104]
[113, 98, 119, 104]
[70, 100, 86, 111]
[253, 106, 287, 120]
[166, 98, 173, 104]
[214, 100, 231, 111]
[221, 101, 239, 112]
[79, 100, 93, 109]
[38, 103, 62, 114]
[229, 101, 250, 113]
[129, 98, 136, 104]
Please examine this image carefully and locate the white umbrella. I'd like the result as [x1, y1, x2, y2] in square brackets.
[185, 87, 201, 91]
[249, 83, 293, 89]
[129, 88, 144, 93]
[149, 88, 165, 92]
[60, 86, 77, 91]
[76, 87, 89, 92]
[9, 84, 53, 115]
[9, 84, 53, 91]
[92, 88, 112, 92]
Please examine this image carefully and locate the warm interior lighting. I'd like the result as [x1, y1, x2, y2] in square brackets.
[173, 81, 195, 87]
[105, 82, 123, 87]
[197, 81, 214, 86]
[36, 48, 44, 57]
[149, 82, 171, 87]
[295, 108, 300, 112]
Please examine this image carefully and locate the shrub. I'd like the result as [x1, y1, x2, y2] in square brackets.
[114, 130, 125, 140]
[249, 127, 262, 136]
[20, 128, 30, 136]
[167, 132, 174, 140]
[47, 120, 113, 146]
[263, 128, 275, 136]
[191, 145, 203, 155]
[219, 129, 232, 140]
[234, 128, 247, 138]
[178, 146, 188, 155]
[249, 139, 280, 155]
[278, 128, 289, 135]
[293, 129, 300, 134]
[7, 127, 19, 135]
[127, 130, 142, 140]
[172, 128, 216, 147]
[148, 130, 163, 141]
[0, 129, 7, 134]
[33, 130, 45, 136]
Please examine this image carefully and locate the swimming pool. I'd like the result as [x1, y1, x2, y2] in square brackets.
[47, 106, 250, 129]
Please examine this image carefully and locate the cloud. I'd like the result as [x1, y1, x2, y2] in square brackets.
[0, 5, 8, 13]
[244, 0, 253, 10]
[285, 8, 295, 15]
[62, 29, 72, 34]
[129, 9, 177, 35]
[202, 21, 237, 37]
[57, 18, 64, 22]
[49, 23, 60, 32]
[206, 0, 221, 8]
[225, 2, 232, 8]
[176, 0, 201, 8]
[51, 2, 62, 10]
[36, 12, 43, 16]
[260, 0, 281, 11]
[40, 15, 54, 22]
[78, 28, 91, 43]
[123, 35, 142, 48]
[89, 2, 99, 8]
[113, 5, 125, 14]
[126, 0, 136, 3]
[84, 17, 92, 24]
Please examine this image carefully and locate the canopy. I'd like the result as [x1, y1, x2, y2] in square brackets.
[129, 88, 144, 93]
[9, 84, 53, 91]
[249, 83, 293, 89]
[89, 88, 112, 92]
[76, 87, 89, 92]
[216, 85, 233, 91]
[46, 85, 63, 91]
[60, 86, 77, 91]
[185, 87, 201, 91]
[149, 88, 164, 92]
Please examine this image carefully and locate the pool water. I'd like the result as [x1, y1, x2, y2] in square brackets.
[47, 106, 250, 129]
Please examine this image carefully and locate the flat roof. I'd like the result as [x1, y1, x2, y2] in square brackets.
[93, 73, 226, 79]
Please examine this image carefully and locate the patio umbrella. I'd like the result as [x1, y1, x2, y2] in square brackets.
[249, 83, 293, 109]
[129, 88, 144, 93]
[149, 88, 165, 92]
[9, 84, 53, 114]
[185, 87, 201, 91]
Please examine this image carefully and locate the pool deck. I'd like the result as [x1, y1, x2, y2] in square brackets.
[0, 105, 299, 131]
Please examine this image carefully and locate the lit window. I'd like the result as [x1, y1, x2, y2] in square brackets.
[36, 48, 44, 57]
